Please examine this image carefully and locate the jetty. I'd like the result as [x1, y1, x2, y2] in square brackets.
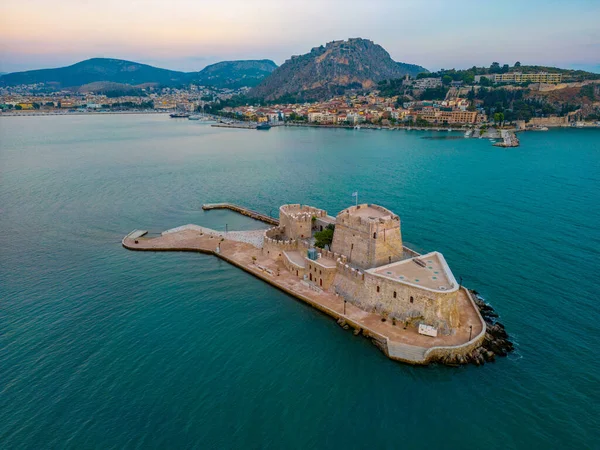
[202, 203, 279, 225]
[211, 122, 257, 130]
[125, 202, 514, 366]
[494, 130, 520, 147]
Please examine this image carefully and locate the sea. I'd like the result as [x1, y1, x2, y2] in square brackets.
[1, 114, 598, 449]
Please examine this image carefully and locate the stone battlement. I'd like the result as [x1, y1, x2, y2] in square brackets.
[336, 259, 364, 279]
[280, 204, 327, 221]
[318, 248, 348, 264]
[279, 204, 327, 240]
[335, 204, 400, 233]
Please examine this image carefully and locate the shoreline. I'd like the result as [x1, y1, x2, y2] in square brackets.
[0, 110, 170, 117]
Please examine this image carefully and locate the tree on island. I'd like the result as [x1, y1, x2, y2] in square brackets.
[514, 61, 521, 68]
[493, 112, 505, 126]
[314, 225, 335, 249]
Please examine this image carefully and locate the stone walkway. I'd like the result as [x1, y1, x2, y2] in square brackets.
[225, 229, 266, 248]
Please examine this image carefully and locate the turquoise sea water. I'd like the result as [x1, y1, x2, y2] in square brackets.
[1, 115, 599, 449]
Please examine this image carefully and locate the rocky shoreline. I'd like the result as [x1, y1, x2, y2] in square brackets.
[439, 291, 514, 367]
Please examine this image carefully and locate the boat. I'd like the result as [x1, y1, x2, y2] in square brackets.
[188, 115, 201, 120]
[354, 125, 361, 130]
[256, 123, 271, 130]
[170, 112, 190, 118]
[464, 130, 472, 138]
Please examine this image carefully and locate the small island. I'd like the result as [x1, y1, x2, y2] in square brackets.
[123, 202, 513, 366]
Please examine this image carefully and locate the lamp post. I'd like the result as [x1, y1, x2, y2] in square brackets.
[469, 325, 473, 341]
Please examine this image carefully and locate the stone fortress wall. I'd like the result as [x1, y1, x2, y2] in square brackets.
[331, 204, 403, 270]
[263, 226, 299, 260]
[306, 258, 338, 290]
[283, 251, 306, 278]
[279, 204, 327, 240]
[333, 267, 459, 331]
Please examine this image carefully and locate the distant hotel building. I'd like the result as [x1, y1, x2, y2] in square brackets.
[418, 109, 480, 125]
[477, 72, 562, 84]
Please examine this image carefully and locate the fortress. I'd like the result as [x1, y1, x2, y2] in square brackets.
[265, 203, 460, 334]
[123, 200, 513, 366]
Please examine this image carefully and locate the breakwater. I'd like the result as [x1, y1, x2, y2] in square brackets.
[202, 203, 279, 225]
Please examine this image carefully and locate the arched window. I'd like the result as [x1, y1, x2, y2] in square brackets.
[373, 232, 377, 239]
[309, 273, 312, 281]
[376, 286, 380, 293]
[320, 279, 322, 287]
[410, 296, 414, 303]
[393, 291, 397, 298]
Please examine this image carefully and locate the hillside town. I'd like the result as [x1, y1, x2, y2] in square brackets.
[2, 70, 599, 130]
[0, 83, 247, 113]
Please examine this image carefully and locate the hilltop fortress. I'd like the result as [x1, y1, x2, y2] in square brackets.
[123, 201, 513, 366]
[265, 204, 460, 334]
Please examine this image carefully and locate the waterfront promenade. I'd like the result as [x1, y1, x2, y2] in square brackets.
[122, 224, 486, 365]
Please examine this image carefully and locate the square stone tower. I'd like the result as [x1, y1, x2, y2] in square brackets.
[331, 204, 403, 269]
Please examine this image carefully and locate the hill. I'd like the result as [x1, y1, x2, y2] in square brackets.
[0, 58, 188, 88]
[193, 60, 277, 88]
[0, 58, 278, 89]
[248, 38, 427, 101]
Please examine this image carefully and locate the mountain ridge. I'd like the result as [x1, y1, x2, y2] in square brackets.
[0, 58, 278, 89]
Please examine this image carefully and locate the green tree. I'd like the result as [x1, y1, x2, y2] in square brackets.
[15, 104, 22, 110]
[442, 75, 453, 86]
[490, 62, 501, 73]
[463, 72, 475, 85]
[314, 225, 335, 249]
[514, 61, 521, 68]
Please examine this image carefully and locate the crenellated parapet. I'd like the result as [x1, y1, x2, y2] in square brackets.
[318, 248, 348, 264]
[335, 259, 364, 280]
[335, 204, 400, 234]
[263, 226, 305, 260]
[279, 204, 327, 240]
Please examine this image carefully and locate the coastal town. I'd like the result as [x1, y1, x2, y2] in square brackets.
[3, 70, 599, 140]
[0, 83, 246, 114]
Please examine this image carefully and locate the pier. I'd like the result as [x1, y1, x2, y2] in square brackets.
[211, 123, 257, 130]
[202, 203, 279, 225]
[494, 130, 520, 147]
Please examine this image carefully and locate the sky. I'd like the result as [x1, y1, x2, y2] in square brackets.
[1, 0, 599, 74]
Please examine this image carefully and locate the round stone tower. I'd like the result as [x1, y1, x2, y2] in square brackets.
[279, 204, 327, 240]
